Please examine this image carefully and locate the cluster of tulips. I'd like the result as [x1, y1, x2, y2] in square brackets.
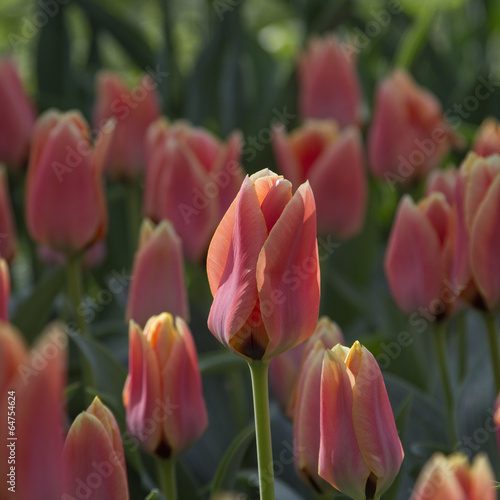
[0, 29, 500, 500]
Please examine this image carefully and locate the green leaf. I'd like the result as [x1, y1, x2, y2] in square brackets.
[211, 423, 255, 495]
[199, 350, 247, 376]
[11, 266, 66, 344]
[144, 490, 160, 500]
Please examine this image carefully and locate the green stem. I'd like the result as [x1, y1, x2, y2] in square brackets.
[66, 255, 88, 336]
[157, 457, 177, 500]
[248, 360, 275, 500]
[126, 181, 141, 257]
[484, 314, 500, 393]
[457, 311, 467, 382]
[229, 370, 249, 431]
[433, 321, 456, 443]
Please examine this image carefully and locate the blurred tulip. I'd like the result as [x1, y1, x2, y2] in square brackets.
[0, 166, 17, 262]
[298, 35, 362, 127]
[0, 58, 36, 170]
[0, 259, 9, 322]
[0, 323, 27, 396]
[273, 120, 367, 239]
[368, 69, 458, 183]
[63, 397, 129, 500]
[292, 318, 344, 494]
[319, 341, 403, 499]
[385, 193, 456, 316]
[495, 393, 500, 454]
[0, 324, 66, 499]
[93, 71, 160, 180]
[144, 119, 244, 261]
[207, 169, 320, 361]
[123, 313, 207, 457]
[26, 109, 114, 255]
[454, 153, 500, 310]
[126, 219, 189, 328]
[472, 117, 500, 158]
[425, 167, 458, 206]
[409, 452, 495, 500]
[37, 240, 107, 269]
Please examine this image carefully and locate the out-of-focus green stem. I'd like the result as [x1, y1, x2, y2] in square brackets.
[457, 311, 467, 381]
[158, 457, 177, 500]
[484, 314, 500, 393]
[66, 255, 87, 336]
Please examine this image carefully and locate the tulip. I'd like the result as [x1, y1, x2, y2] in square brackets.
[368, 69, 458, 183]
[297, 35, 362, 127]
[425, 167, 457, 206]
[319, 341, 404, 500]
[472, 117, 500, 158]
[0, 324, 66, 499]
[207, 169, 320, 361]
[409, 452, 495, 500]
[26, 109, 114, 255]
[385, 192, 455, 316]
[0, 58, 36, 170]
[292, 318, 344, 493]
[123, 313, 207, 457]
[0, 166, 17, 262]
[0, 323, 27, 396]
[495, 393, 500, 455]
[126, 219, 189, 327]
[63, 397, 129, 499]
[0, 258, 9, 322]
[93, 71, 160, 180]
[144, 119, 244, 261]
[272, 120, 367, 238]
[37, 240, 107, 269]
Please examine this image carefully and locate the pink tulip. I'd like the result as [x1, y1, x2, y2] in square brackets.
[385, 193, 455, 316]
[126, 219, 189, 327]
[319, 341, 404, 499]
[454, 153, 500, 310]
[472, 117, 500, 158]
[144, 119, 244, 261]
[207, 169, 320, 361]
[0, 166, 17, 262]
[0, 58, 36, 170]
[0, 323, 27, 396]
[93, 71, 160, 180]
[298, 35, 362, 127]
[292, 317, 344, 493]
[273, 120, 367, 238]
[123, 313, 207, 457]
[409, 452, 495, 500]
[26, 109, 114, 255]
[63, 397, 129, 500]
[0, 259, 9, 322]
[0, 325, 66, 499]
[368, 69, 458, 183]
[425, 167, 458, 206]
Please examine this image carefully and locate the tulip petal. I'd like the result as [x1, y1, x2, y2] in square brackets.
[272, 124, 303, 188]
[470, 453, 496, 500]
[0, 323, 26, 395]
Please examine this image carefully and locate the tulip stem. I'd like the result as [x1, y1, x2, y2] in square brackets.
[66, 255, 88, 336]
[248, 360, 275, 500]
[484, 314, 500, 393]
[457, 311, 467, 382]
[158, 457, 177, 500]
[433, 321, 456, 444]
[126, 182, 141, 256]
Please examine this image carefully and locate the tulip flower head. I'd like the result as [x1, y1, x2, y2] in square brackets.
[472, 117, 500, 158]
[0, 166, 17, 262]
[425, 167, 458, 206]
[319, 341, 403, 500]
[207, 169, 320, 361]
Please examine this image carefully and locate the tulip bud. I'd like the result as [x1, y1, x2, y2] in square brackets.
[0, 323, 27, 396]
[298, 35, 362, 127]
[93, 71, 160, 180]
[0, 166, 17, 263]
[368, 69, 458, 183]
[126, 219, 189, 327]
[319, 341, 403, 499]
[409, 452, 495, 500]
[472, 117, 500, 158]
[63, 397, 129, 500]
[425, 167, 457, 206]
[0, 58, 36, 170]
[272, 120, 367, 239]
[207, 169, 320, 361]
[26, 109, 114, 255]
[385, 193, 455, 316]
[0, 259, 9, 322]
[144, 119, 244, 261]
[123, 313, 207, 457]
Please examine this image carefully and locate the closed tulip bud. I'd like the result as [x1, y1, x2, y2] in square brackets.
[93, 71, 160, 180]
[26, 109, 114, 255]
[123, 313, 207, 457]
[272, 120, 367, 239]
[144, 119, 244, 261]
[207, 169, 320, 361]
[126, 219, 189, 328]
[368, 69, 458, 183]
[0, 259, 9, 322]
[472, 118, 500, 158]
[425, 167, 458, 206]
[292, 318, 344, 493]
[0, 58, 36, 170]
[0, 323, 27, 395]
[409, 452, 495, 500]
[298, 35, 362, 127]
[385, 193, 455, 316]
[63, 397, 129, 500]
[319, 342, 403, 500]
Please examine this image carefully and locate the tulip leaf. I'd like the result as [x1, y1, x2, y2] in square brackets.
[199, 349, 247, 376]
[11, 265, 66, 344]
[144, 490, 160, 500]
[210, 423, 255, 495]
